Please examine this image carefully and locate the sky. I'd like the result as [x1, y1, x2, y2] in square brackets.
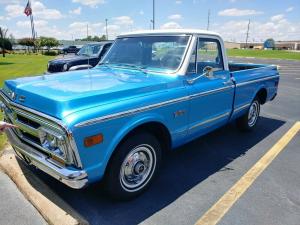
[0, 0, 299, 42]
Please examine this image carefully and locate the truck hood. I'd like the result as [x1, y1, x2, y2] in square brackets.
[3, 67, 177, 120]
[49, 55, 96, 65]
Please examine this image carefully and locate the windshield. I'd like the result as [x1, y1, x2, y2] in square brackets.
[77, 44, 102, 57]
[100, 35, 190, 73]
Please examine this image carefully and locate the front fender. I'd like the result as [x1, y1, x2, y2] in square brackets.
[72, 112, 169, 183]
[101, 112, 168, 174]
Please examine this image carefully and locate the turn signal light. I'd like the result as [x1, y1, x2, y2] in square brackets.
[84, 134, 103, 147]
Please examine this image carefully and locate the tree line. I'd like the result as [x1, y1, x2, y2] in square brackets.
[0, 26, 108, 57]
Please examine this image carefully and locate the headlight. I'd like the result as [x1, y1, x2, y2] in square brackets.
[38, 128, 67, 159]
[63, 63, 68, 71]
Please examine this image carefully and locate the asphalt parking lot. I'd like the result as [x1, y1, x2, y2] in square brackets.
[31, 57, 300, 225]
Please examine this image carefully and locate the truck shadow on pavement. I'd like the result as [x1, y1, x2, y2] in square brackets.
[25, 116, 285, 225]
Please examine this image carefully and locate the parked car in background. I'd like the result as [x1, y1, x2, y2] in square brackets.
[1, 30, 279, 200]
[47, 41, 113, 73]
[61, 45, 81, 54]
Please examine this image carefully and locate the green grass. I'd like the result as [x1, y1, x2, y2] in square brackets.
[227, 49, 300, 61]
[0, 54, 55, 150]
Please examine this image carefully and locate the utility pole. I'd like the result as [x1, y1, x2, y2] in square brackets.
[245, 19, 250, 49]
[207, 9, 210, 30]
[86, 24, 89, 38]
[105, 19, 108, 40]
[152, 0, 155, 29]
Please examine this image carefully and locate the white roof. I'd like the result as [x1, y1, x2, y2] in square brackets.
[119, 29, 221, 38]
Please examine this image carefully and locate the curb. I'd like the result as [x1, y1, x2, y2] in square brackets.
[0, 148, 89, 225]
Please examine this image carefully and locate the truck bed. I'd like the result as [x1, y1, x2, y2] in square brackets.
[229, 62, 270, 72]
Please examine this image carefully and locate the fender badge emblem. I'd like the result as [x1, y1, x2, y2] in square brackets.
[19, 95, 26, 102]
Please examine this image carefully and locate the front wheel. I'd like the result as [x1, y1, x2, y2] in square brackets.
[236, 99, 260, 131]
[105, 133, 162, 200]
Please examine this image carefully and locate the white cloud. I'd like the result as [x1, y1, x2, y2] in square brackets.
[286, 7, 294, 12]
[175, 0, 182, 4]
[113, 16, 133, 26]
[32, 1, 63, 19]
[168, 14, 182, 20]
[69, 7, 81, 15]
[16, 20, 48, 29]
[72, 0, 105, 8]
[214, 18, 300, 42]
[68, 21, 105, 38]
[218, 8, 263, 16]
[160, 21, 182, 29]
[5, 2, 63, 20]
[5, 4, 23, 18]
[270, 14, 284, 22]
[139, 10, 144, 15]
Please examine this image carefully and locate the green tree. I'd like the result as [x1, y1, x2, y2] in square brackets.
[40, 36, 59, 52]
[81, 35, 107, 42]
[0, 27, 8, 57]
[9, 34, 16, 45]
[18, 37, 35, 53]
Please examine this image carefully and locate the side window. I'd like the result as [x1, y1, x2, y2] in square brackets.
[197, 38, 224, 73]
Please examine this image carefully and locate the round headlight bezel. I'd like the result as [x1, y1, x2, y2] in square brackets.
[38, 128, 67, 159]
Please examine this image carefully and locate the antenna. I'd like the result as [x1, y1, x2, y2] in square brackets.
[245, 19, 250, 49]
[207, 9, 210, 30]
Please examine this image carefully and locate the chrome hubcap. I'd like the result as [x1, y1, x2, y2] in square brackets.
[248, 101, 259, 127]
[120, 144, 156, 192]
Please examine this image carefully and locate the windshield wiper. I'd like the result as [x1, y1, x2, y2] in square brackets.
[101, 63, 148, 74]
[80, 53, 91, 57]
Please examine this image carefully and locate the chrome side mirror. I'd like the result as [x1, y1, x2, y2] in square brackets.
[203, 66, 214, 78]
[187, 66, 214, 85]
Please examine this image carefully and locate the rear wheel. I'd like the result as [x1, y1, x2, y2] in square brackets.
[237, 99, 260, 131]
[105, 133, 162, 200]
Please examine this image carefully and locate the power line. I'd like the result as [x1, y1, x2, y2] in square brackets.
[245, 19, 250, 48]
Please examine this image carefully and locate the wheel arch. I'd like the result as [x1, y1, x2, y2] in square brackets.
[255, 87, 268, 105]
[103, 115, 172, 176]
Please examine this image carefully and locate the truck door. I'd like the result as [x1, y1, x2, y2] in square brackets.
[186, 37, 234, 138]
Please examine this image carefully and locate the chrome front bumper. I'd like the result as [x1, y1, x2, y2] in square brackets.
[5, 128, 88, 189]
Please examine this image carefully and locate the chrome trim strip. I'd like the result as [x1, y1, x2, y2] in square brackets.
[189, 112, 230, 130]
[236, 75, 279, 87]
[75, 85, 234, 128]
[233, 103, 251, 113]
[6, 128, 88, 189]
[69, 64, 93, 71]
[75, 95, 190, 127]
[190, 85, 233, 99]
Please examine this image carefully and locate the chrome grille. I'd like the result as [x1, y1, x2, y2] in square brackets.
[0, 90, 82, 168]
[4, 106, 60, 155]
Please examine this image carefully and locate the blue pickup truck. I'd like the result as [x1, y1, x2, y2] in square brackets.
[0, 30, 279, 199]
